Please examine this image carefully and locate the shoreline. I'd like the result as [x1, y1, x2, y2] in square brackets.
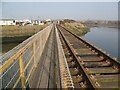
[89, 26, 119, 29]
[87, 25, 119, 28]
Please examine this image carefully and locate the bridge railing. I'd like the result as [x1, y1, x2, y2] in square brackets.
[0, 24, 53, 89]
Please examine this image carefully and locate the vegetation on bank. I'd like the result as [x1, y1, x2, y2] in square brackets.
[60, 19, 90, 36]
[1, 24, 47, 37]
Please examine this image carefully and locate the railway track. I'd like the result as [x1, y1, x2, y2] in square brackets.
[56, 24, 120, 89]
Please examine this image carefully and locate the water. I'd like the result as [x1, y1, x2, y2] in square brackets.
[0, 35, 29, 56]
[0, 43, 20, 56]
[2, 43, 20, 53]
[82, 27, 118, 59]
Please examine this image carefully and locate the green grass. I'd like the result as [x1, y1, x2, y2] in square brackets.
[1, 25, 47, 37]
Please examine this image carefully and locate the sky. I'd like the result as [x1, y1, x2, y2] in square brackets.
[1, 2, 119, 20]
[1, 0, 120, 2]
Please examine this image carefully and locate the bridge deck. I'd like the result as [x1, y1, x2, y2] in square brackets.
[29, 26, 56, 88]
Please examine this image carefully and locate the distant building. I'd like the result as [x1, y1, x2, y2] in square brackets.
[32, 20, 44, 25]
[0, 19, 45, 26]
[15, 20, 24, 26]
[0, 19, 16, 25]
[39, 21, 44, 25]
[45, 19, 51, 22]
[32, 20, 39, 25]
[15, 19, 32, 26]
[45, 19, 52, 24]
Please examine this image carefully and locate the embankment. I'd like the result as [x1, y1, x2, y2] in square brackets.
[60, 19, 90, 36]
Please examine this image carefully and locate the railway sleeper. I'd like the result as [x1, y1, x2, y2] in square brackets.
[86, 66, 119, 75]
[90, 74, 120, 88]
[77, 53, 98, 57]
[82, 61, 112, 68]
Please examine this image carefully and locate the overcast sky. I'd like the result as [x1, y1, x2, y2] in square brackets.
[1, 2, 119, 20]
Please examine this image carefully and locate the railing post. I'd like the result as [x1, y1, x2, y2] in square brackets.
[19, 54, 26, 89]
[33, 41, 37, 67]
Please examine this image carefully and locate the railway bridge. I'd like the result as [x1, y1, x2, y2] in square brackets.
[0, 23, 120, 89]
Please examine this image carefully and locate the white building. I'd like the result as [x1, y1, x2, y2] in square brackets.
[46, 19, 51, 22]
[32, 20, 39, 25]
[39, 22, 44, 25]
[0, 19, 16, 25]
[32, 20, 44, 25]
[15, 19, 33, 26]
[0, 19, 44, 26]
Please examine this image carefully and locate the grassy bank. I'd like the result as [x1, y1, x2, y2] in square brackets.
[64, 24, 90, 36]
[60, 19, 90, 36]
[1, 24, 47, 37]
